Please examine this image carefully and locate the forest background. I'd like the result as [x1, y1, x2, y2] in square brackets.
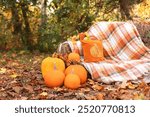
[0, 0, 150, 53]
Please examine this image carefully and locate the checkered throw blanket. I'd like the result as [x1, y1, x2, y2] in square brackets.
[59, 22, 150, 84]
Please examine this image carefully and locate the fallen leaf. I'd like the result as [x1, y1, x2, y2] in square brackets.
[47, 94, 56, 99]
[10, 79, 18, 84]
[7, 91, 17, 97]
[0, 68, 7, 74]
[40, 92, 48, 96]
[85, 95, 97, 100]
[92, 85, 104, 91]
[106, 90, 118, 99]
[0, 80, 3, 84]
[11, 62, 19, 67]
[96, 93, 104, 100]
[105, 85, 116, 91]
[119, 93, 133, 100]
[143, 86, 150, 95]
[127, 82, 138, 89]
[10, 73, 20, 78]
[118, 89, 133, 100]
[120, 80, 127, 89]
[21, 97, 28, 100]
[0, 88, 5, 91]
[39, 92, 48, 99]
[23, 85, 33, 92]
[54, 87, 63, 92]
[11, 53, 17, 58]
[19, 50, 26, 55]
[138, 81, 148, 89]
[33, 60, 38, 65]
[64, 92, 74, 97]
[80, 87, 91, 93]
[76, 93, 86, 99]
[12, 86, 23, 93]
[133, 93, 145, 100]
[119, 89, 129, 94]
[88, 79, 95, 85]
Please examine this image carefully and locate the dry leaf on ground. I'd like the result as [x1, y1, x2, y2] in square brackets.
[96, 93, 104, 100]
[0, 68, 7, 74]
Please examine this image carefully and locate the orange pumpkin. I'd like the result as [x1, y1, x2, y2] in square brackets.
[64, 74, 80, 89]
[41, 57, 65, 77]
[44, 69, 65, 88]
[68, 52, 80, 62]
[65, 65, 87, 84]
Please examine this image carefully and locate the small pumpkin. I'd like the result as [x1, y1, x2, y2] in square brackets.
[41, 57, 65, 77]
[64, 74, 80, 89]
[44, 69, 65, 88]
[68, 52, 80, 62]
[65, 65, 87, 84]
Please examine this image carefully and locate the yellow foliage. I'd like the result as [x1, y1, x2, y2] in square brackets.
[133, 0, 150, 19]
[2, 9, 12, 20]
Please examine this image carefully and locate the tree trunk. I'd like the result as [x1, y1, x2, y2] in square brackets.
[10, 0, 22, 35]
[37, 0, 48, 51]
[20, 2, 32, 50]
[41, 0, 47, 26]
[119, 0, 132, 20]
[95, 0, 102, 17]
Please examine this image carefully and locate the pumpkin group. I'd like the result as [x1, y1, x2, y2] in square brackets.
[41, 53, 87, 89]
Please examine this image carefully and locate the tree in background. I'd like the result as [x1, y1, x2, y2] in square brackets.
[119, 0, 132, 20]
[0, 0, 149, 52]
[38, 0, 97, 52]
[0, 0, 38, 50]
[96, 0, 144, 21]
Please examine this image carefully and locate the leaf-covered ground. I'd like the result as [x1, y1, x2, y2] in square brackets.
[0, 50, 150, 100]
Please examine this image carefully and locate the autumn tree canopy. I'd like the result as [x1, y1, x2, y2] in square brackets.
[0, 0, 149, 52]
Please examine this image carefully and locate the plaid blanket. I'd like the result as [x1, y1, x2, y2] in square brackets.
[59, 22, 150, 84]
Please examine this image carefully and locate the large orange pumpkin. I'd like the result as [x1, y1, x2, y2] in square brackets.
[41, 57, 65, 77]
[44, 69, 65, 88]
[68, 52, 80, 62]
[65, 65, 87, 84]
[64, 74, 80, 89]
